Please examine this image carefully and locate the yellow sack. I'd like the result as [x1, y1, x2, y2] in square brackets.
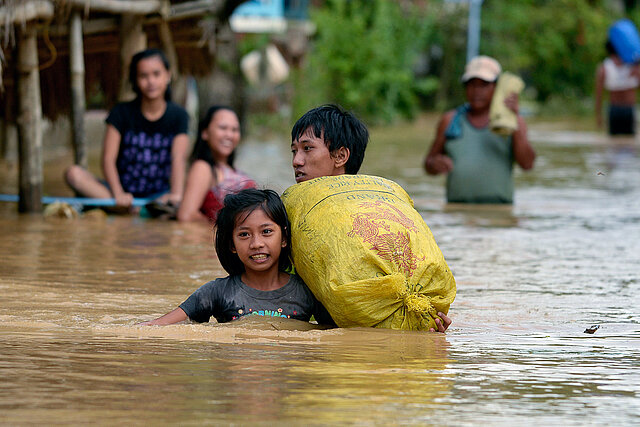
[281, 175, 456, 330]
[489, 71, 525, 136]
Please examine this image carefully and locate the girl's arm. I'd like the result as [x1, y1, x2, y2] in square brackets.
[102, 124, 133, 207]
[176, 160, 215, 222]
[168, 133, 190, 204]
[139, 307, 188, 326]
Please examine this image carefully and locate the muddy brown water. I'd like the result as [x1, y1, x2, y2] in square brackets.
[0, 116, 638, 425]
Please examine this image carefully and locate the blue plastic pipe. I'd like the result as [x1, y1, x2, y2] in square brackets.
[0, 194, 155, 207]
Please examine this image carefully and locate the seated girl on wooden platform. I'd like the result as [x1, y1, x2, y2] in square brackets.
[65, 48, 189, 211]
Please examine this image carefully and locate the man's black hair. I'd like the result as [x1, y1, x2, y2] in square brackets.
[291, 104, 369, 174]
[190, 105, 238, 167]
[215, 188, 292, 276]
[129, 48, 172, 101]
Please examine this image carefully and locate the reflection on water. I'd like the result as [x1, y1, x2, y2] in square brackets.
[1, 120, 639, 424]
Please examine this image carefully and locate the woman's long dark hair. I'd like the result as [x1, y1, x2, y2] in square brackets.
[215, 189, 292, 276]
[129, 48, 172, 101]
[189, 105, 239, 168]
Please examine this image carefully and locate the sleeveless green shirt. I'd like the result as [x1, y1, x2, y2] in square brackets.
[444, 114, 514, 203]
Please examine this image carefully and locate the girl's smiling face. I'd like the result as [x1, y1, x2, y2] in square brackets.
[135, 56, 171, 101]
[202, 109, 241, 163]
[231, 208, 286, 276]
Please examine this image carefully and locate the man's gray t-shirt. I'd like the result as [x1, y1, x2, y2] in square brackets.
[179, 274, 333, 324]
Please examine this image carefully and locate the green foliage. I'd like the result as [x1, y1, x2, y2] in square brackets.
[296, 0, 434, 123]
[481, 0, 612, 103]
[237, 34, 271, 57]
[295, 0, 632, 122]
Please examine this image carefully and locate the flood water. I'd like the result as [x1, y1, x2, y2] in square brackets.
[1, 116, 638, 425]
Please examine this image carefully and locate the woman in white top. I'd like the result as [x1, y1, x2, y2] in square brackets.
[595, 40, 640, 135]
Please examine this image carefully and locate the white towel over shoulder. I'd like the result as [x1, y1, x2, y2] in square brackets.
[489, 72, 525, 136]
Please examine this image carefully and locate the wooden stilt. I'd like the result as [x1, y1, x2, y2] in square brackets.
[118, 14, 147, 101]
[157, 18, 187, 104]
[157, 19, 178, 78]
[0, 121, 18, 163]
[0, 119, 7, 159]
[69, 11, 87, 168]
[17, 24, 43, 213]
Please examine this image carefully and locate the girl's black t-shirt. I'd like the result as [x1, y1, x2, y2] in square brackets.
[106, 100, 189, 197]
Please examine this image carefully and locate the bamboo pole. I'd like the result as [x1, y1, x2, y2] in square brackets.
[0, 1, 54, 24]
[61, 0, 164, 15]
[0, 120, 18, 162]
[157, 19, 178, 78]
[0, 119, 5, 159]
[69, 11, 87, 168]
[45, 0, 228, 38]
[170, 0, 225, 19]
[156, 16, 187, 103]
[17, 24, 43, 213]
[118, 14, 147, 101]
[60, 0, 225, 17]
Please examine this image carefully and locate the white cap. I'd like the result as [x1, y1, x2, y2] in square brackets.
[461, 56, 502, 83]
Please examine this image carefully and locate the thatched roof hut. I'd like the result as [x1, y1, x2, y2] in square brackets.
[0, 0, 246, 212]
[1, 0, 247, 117]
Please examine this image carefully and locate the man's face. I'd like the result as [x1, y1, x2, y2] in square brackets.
[464, 78, 496, 111]
[291, 128, 341, 183]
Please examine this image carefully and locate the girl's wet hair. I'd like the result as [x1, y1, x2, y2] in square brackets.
[129, 48, 172, 101]
[215, 188, 292, 276]
[190, 105, 238, 167]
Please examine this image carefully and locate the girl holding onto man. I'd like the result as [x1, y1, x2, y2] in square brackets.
[140, 188, 334, 326]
